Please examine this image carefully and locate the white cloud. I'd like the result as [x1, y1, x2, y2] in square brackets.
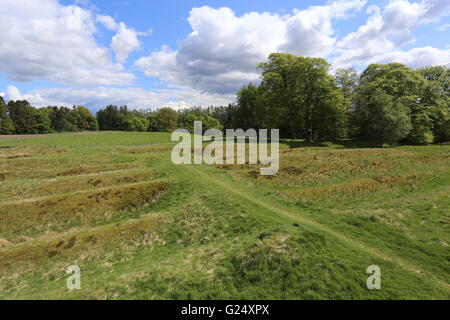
[0, 0, 134, 86]
[111, 22, 141, 63]
[367, 46, 450, 68]
[136, 1, 367, 94]
[96, 14, 117, 31]
[96, 14, 148, 63]
[5, 85, 22, 101]
[335, 0, 450, 67]
[281, 0, 367, 56]
[2, 85, 234, 111]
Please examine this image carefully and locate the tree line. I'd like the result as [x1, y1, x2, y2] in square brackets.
[0, 98, 98, 134]
[95, 105, 224, 133]
[1, 53, 448, 145]
[0, 96, 226, 135]
[231, 54, 449, 145]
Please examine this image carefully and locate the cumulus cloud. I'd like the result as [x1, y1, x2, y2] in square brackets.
[136, 1, 367, 94]
[111, 22, 141, 63]
[335, 0, 450, 67]
[367, 46, 450, 68]
[5, 85, 22, 101]
[3, 85, 234, 111]
[97, 14, 145, 63]
[0, 0, 134, 86]
[96, 14, 117, 31]
[281, 0, 366, 56]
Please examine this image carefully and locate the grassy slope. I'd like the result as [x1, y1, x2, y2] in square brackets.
[0, 132, 448, 299]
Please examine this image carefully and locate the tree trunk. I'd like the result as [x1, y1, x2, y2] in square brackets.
[290, 119, 296, 139]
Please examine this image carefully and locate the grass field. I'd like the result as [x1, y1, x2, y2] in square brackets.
[0, 131, 448, 299]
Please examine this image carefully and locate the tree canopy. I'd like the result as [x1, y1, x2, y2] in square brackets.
[1, 102, 98, 134]
[233, 53, 347, 141]
[0, 96, 14, 134]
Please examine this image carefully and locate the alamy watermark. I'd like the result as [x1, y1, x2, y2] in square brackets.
[66, 265, 81, 290]
[366, 265, 381, 290]
[171, 121, 279, 175]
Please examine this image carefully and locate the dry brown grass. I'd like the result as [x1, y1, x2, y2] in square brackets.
[0, 153, 31, 159]
[56, 163, 135, 177]
[0, 147, 66, 159]
[0, 181, 170, 241]
[0, 158, 51, 173]
[17, 236, 33, 243]
[0, 214, 164, 275]
[0, 170, 157, 201]
[214, 148, 427, 190]
[127, 146, 173, 154]
[0, 156, 133, 180]
[29, 147, 66, 155]
[290, 173, 425, 201]
[0, 239, 12, 248]
[0, 146, 65, 156]
[216, 163, 263, 171]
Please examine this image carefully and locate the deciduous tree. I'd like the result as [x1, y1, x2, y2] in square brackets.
[155, 107, 179, 132]
[0, 97, 14, 134]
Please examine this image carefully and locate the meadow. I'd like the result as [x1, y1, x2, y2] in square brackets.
[0, 131, 448, 299]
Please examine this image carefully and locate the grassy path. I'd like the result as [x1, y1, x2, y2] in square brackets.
[183, 164, 450, 292]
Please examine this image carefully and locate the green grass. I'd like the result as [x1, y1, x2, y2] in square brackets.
[0, 131, 172, 147]
[0, 132, 448, 299]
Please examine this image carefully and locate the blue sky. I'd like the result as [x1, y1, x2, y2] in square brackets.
[0, 0, 449, 111]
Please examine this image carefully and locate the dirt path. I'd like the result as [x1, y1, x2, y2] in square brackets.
[185, 165, 450, 292]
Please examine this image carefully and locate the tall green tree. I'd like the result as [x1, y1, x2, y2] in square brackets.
[334, 68, 359, 137]
[235, 83, 267, 130]
[419, 65, 449, 99]
[155, 107, 179, 132]
[147, 113, 158, 132]
[364, 89, 412, 146]
[96, 105, 123, 130]
[123, 117, 149, 132]
[334, 67, 358, 105]
[178, 105, 232, 130]
[0, 97, 14, 134]
[7, 100, 37, 134]
[33, 108, 51, 133]
[418, 65, 450, 142]
[178, 113, 199, 133]
[258, 53, 346, 140]
[46, 106, 78, 132]
[201, 115, 223, 132]
[72, 106, 98, 131]
[178, 114, 222, 133]
[355, 63, 430, 144]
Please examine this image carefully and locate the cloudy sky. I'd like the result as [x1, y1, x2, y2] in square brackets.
[0, 0, 449, 111]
